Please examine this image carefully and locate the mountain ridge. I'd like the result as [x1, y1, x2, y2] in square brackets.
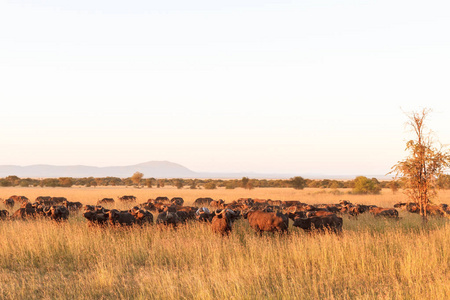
[0, 161, 389, 180]
[0, 161, 197, 178]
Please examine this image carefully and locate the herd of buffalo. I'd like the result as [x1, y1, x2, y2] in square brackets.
[1, 195, 450, 235]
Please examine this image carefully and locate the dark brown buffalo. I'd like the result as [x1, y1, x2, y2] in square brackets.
[171, 197, 184, 206]
[84, 205, 96, 212]
[155, 196, 170, 202]
[394, 202, 408, 209]
[9, 195, 29, 204]
[97, 198, 115, 205]
[339, 200, 352, 206]
[63, 200, 83, 212]
[281, 200, 302, 207]
[108, 209, 135, 226]
[196, 207, 214, 222]
[237, 198, 254, 205]
[253, 199, 269, 204]
[317, 204, 341, 214]
[293, 214, 343, 233]
[36, 196, 52, 205]
[347, 205, 360, 218]
[439, 203, 448, 211]
[405, 203, 419, 213]
[193, 197, 214, 207]
[20, 201, 31, 209]
[130, 207, 153, 225]
[3, 198, 15, 209]
[224, 202, 246, 211]
[425, 205, 446, 217]
[177, 205, 196, 214]
[151, 202, 169, 212]
[43, 205, 70, 221]
[244, 210, 289, 234]
[267, 199, 283, 206]
[156, 211, 180, 227]
[0, 210, 9, 219]
[356, 204, 371, 213]
[369, 207, 399, 218]
[118, 195, 136, 202]
[210, 199, 225, 209]
[50, 197, 67, 205]
[83, 207, 109, 226]
[338, 204, 360, 218]
[12, 203, 37, 219]
[35, 204, 48, 217]
[408, 204, 447, 216]
[158, 205, 177, 213]
[287, 210, 307, 221]
[306, 210, 337, 218]
[175, 211, 191, 223]
[137, 202, 155, 211]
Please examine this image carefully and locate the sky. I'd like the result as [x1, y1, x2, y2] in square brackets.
[1, 0, 450, 176]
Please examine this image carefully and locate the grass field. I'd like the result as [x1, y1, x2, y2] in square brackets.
[1, 187, 450, 299]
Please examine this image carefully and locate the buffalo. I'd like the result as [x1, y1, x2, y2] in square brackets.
[155, 196, 170, 203]
[130, 207, 153, 226]
[171, 197, 184, 206]
[175, 211, 191, 224]
[293, 214, 343, 233]
[139, 202, 156, 211]
[156, 211, 181, 228]
[369, 207, 399, 218]
[63, 200, 83, 212]
[237, 198, 254, 206]
[3, 198, 15, 209]
[9, 195, 29, 204]
[0, 210, 9, 219]
[108, 209, 135, 226]
[83, 207, 109, 226]
[97, 198, 115, 205]
[211, 209, 235, 235]
[244, 210, 289, 234]
[281, 200, 303, 207]
[193, 197, 214, 207]
[43, 205, 70, 221]
[394, 202, 408, 209]
[11, 203, 37, 219]
[118, 195, 136, 202]
[196, 207, 214, 222]
[50, 197, 67, 205]
[35, 196, 52, 205]
[210, 199, 225, 209]
[405, 204, 446, 217]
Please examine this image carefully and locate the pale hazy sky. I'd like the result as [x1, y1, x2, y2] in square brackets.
[1, 0, 450, 176]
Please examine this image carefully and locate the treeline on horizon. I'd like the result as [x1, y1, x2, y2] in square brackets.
[2, 174, 450, 193]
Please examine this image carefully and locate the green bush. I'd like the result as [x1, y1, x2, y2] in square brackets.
[290, 176, 306, 190]
[352, 176, 381, 195]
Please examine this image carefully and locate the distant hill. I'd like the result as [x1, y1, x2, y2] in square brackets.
[0, 161, 197, 178]
[0, 161, 389, 180]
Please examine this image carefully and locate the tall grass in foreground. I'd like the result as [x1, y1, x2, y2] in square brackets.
[1, 211, 449, 300]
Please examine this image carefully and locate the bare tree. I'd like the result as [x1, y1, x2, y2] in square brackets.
[390, 109, 450, 222]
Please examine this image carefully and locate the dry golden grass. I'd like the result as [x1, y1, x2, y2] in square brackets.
[1, 187, 450, 299]
[5, 186, 450, 207]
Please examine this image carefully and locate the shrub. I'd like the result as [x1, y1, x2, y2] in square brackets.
[290, 176, 306, 190]
[352, 176, 381, 195]
[204, 182, 217, 189]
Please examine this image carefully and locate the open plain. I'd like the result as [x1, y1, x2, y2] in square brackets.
[1, 186, 450, 299]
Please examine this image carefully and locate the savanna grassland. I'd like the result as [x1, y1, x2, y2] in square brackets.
[1, 187, 450, 299]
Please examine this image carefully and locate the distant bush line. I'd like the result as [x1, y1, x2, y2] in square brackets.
[2, 174, 450, 192]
